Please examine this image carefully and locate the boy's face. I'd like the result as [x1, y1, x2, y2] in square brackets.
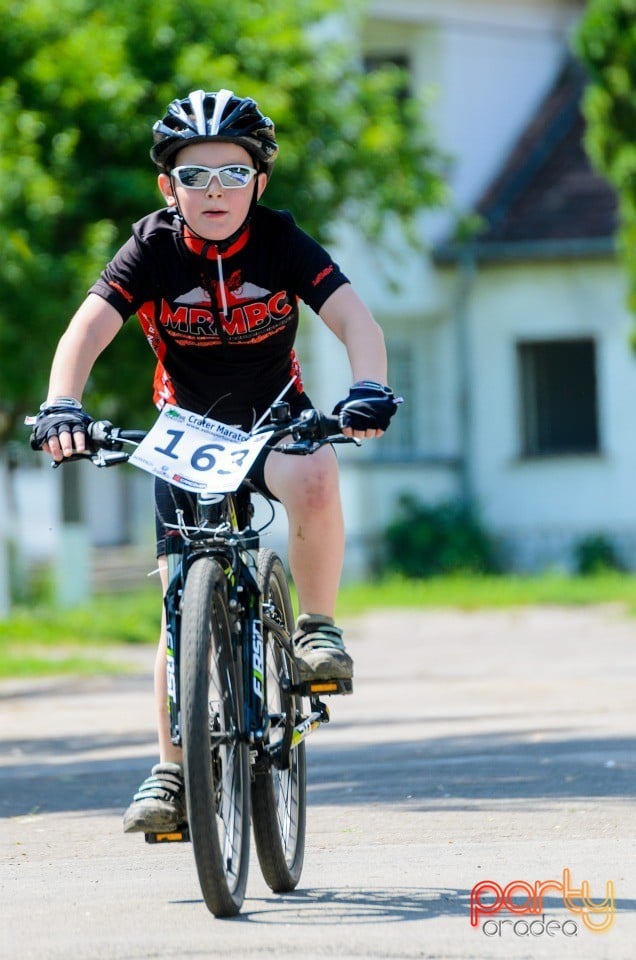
[158, 141, 267, 242]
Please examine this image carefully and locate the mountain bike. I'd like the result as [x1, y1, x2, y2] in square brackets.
[32, 402, 356, 917]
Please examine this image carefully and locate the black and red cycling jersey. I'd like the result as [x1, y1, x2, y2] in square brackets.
[89, 205, 349, 429]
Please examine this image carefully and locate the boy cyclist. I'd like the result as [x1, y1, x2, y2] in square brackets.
[31, 89, 399, 833]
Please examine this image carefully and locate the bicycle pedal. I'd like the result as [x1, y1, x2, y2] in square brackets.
[144, 823, 190, 844]
[296, 677, 353, 697]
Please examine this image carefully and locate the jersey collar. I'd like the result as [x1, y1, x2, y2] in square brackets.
[182, 222, 251, 259]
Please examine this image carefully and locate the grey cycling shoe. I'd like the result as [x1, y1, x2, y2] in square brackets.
[123, 762, 186, 834]
[293, 614, 354, 681]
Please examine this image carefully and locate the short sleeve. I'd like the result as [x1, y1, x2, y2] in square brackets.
[286, 222, 349, 313]
[89, 234, 154, 321]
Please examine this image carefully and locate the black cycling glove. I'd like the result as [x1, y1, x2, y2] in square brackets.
[30, 398, 92, 451]
[332, 380, 401, 432]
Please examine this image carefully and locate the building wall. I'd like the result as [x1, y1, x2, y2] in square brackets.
[16, 459, 156, 562]
[467, 258, 636, 569]
[363, 0, 582, 220]
[324, 0, 621, 576]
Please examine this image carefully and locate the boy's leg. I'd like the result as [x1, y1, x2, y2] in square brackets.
[123, 558, 185, 833]
[264, 444, 353, 680]
[156, 558, 184, 764]
[265, 443, 344, 615]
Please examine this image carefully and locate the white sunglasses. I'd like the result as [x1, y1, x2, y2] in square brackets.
[171, 164, 257, 190]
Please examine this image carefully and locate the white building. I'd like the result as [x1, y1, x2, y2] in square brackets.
[323, 0, 632, 574]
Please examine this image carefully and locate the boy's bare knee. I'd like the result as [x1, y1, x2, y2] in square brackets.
[283, 464, 340, 514]
[269, 445, 340, 515]
[302, 471, 339, 512]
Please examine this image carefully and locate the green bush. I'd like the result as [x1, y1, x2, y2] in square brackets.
[574, 533, 623, 576]
[382, 495, 498, 578]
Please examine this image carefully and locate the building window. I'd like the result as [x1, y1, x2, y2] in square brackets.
[518, 338, 599, 456]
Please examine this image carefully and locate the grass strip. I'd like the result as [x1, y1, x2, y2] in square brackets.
[335, 572, 636, 616]
[0, 589, 160, 647]
[2, 572, 636, 678]
[0, 652, 131, 679]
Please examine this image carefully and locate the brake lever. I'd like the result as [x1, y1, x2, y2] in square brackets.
[92, 451, 131, 467]
[274, 441, 316, 456]
[276, 434, 361, 455]
[330, 435, 362, 447]
[50, 449, 131, 468]
[50, 452, 94, 468]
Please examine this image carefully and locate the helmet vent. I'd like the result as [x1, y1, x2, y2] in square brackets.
[208, 88, 235, 136]
[189, 89, 207, 135]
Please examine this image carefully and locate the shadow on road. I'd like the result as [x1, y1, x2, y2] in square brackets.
[174, 885, 469, 923]
[1, 726, 634, 819]
[168, 886, 636, 925]
[307, 730, 636, 809]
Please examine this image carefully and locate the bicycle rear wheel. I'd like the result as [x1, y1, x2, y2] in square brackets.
[251, 549, 306, 892]
[180, 556, 250, 917]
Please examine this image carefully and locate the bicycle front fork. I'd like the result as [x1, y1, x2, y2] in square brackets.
[164, 555, 184, 746]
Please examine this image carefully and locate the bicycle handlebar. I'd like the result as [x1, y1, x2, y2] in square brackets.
[256, 408, 359, 455]
[34, 406, 359, 469]
[87, 421, 147, 450]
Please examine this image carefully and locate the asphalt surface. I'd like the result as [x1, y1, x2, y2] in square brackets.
[1, 605, 635, 959]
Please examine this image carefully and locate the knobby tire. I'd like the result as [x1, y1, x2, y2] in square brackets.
[251, 549, 306, 892]
[180, 557, 250, 917]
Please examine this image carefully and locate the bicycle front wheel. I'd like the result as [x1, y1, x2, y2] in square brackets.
[180, 557, 250, 917]
[251, 549, 306, 892]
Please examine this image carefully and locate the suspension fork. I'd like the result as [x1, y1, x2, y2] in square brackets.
[165, 546, 246, 746]
[164, 551, 185, 746]
[236, 567, 269, 744]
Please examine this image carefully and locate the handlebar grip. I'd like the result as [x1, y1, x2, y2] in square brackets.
[316, 412, 341, 438]
[40, 419, 145, 468]
[293, 409, 341, 439]
[87, 422, 147, 450]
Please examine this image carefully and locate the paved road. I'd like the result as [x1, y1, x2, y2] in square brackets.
[2, 606, 636, 959]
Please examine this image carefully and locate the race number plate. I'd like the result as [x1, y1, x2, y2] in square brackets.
[128, 405, 273, 494]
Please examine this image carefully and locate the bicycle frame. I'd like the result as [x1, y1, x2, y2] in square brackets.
[163, 482, 342, 769]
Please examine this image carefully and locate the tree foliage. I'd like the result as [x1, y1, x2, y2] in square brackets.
[0, 0, 446, 438]
[575, 0, 636, 312]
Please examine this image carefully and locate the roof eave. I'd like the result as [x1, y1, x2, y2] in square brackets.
[433, 235, 617, 266]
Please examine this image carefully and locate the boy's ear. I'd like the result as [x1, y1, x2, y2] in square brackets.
[158, 172, 175, 205]
[256, 171, 268, 200]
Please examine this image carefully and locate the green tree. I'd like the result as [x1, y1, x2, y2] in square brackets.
[574, 0, 636, 314]
[0, 0, 446, 438]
